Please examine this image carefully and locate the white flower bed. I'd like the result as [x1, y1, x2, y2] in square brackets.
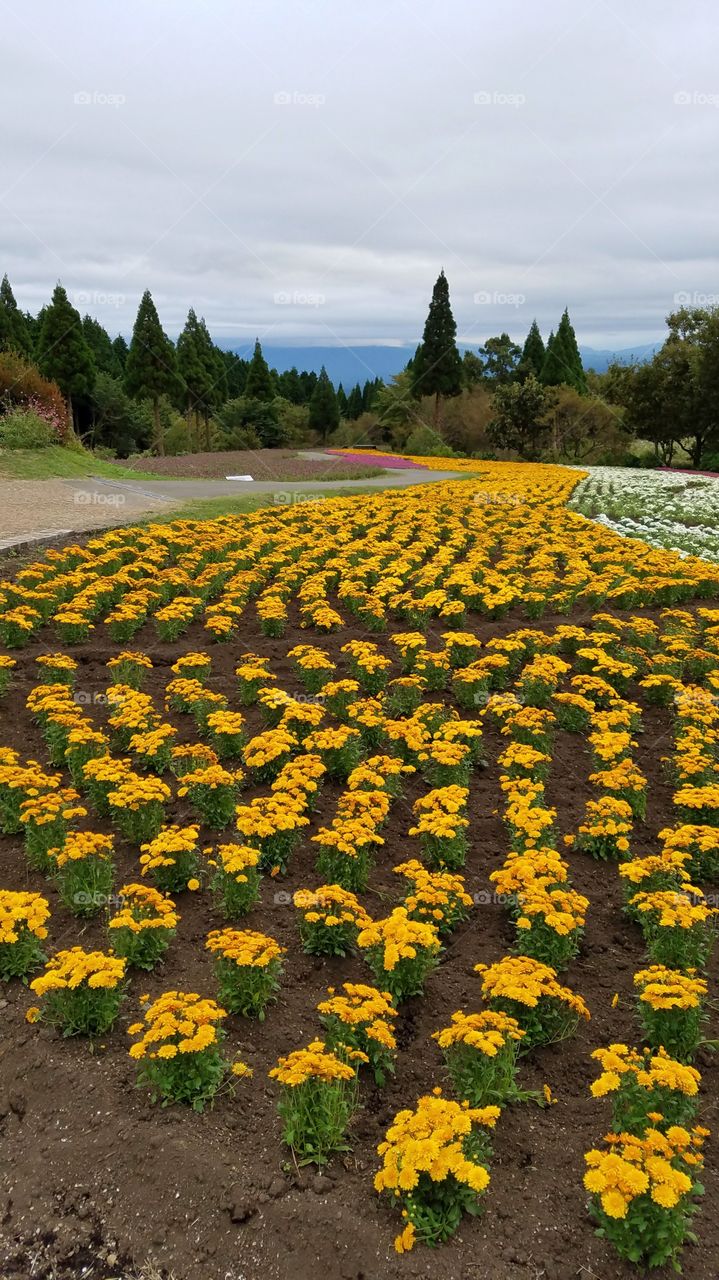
[568, 466, 719, 562]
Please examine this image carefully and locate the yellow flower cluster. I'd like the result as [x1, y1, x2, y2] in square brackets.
[269, 1039, 359, 1086]
[584, 1125, 707, 1217]
[31, 947, 126, 995]
[0, 889, 50, 943]
[109, 883, 178, 934]
[128, 990, 226, 1059]
[432, 1009, 525, 1055]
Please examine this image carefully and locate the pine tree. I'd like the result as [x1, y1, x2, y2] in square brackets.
[0, 275, 32, 357]
[346, 383, 363, 419]
[112, 334, 129, 370]
[308, 366, 340, 441]
[176, 308, 220, 447]
[411, 270, 463, 425]
[520, 320, 545, 378]
[539, 328, 569, 387]
[124, 290, 181, 455]
[36, 283, 95, 427]
[556, 308, 587, 392]
[336, 382, 348, 417]
[278, 367, 305, 404]
[82, 315, 123, 377]
[243, 340, 275, 401]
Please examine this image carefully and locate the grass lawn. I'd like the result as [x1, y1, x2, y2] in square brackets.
[0, 446, 171, 482]
[129, 484, 395, 523]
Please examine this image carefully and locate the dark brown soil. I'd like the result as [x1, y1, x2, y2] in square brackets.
[1, 591, 718, 1280]
[112, 451, 385, 482]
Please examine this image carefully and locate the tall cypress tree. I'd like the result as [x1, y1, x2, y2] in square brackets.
[556, 308, 586, 392]
[540, 328, 567, 387]
[176, 308, 213, 445]
[243, 339, 275, 401]
[124, 290, 181, 455]
[36, 283, 95, 428]
[411, 270, 463, 425]
[308, 366, 340, 441]
[346, 383, 363, 419]
[520, 319, 546, 378]
[112, 334, 129, 370]
[82, 315, 123, 377]
[336, 382, 348, 417]
[0, 275, 32, 357]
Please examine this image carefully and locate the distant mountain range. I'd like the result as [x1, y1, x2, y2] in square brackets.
[216, 341, 661, 386]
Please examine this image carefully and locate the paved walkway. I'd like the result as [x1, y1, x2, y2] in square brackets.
[0, 461, 465, 549]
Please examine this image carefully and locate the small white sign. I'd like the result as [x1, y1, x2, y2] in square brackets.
[224, 475, 253, 481]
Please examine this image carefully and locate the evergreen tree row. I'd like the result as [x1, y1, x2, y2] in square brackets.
[0, 276, 383, 452]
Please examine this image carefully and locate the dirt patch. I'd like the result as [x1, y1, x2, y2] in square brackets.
[112, 451, 386, 481]
[0, 594, 717, 1280]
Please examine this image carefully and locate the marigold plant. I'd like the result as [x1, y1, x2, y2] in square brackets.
[433, 1009, 527, 1107]
[207, 842, 262, 918]
[357, 907, 441, 1002]
[590, 1043, 700, 1134]
[139, 824, 201, 893]
[293, 884, 372, 956]
[317, 982, 397, 1085]
[205, 927, 284, 1018]
[269, 1038, 364, 1164]
[634, 965, 708, 1061]
[108, 883, 178, 969]
[475, 955, 590, 1048]
[128, 991, 231, 1109]
[30, 946, 126, 1036]
[52, 830, 115, 916]
[584, 1125, 707, 1269]
[374, 1091, 500, 1252]
[0, 889, 50, 980]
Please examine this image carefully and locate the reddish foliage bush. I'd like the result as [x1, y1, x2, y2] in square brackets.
[0, 352, 70, 440]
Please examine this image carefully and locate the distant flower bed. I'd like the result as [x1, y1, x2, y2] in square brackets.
[570, 467, 719, 562]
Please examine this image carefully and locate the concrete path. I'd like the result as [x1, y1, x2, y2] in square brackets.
[0, 460, 466, 549]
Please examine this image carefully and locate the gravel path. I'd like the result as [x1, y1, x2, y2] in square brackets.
[0, 462, 465, 547]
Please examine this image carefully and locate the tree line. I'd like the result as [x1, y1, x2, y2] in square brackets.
[0, 278, 382, 454]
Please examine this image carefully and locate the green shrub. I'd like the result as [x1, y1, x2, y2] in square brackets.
[0, 409, 55, 449]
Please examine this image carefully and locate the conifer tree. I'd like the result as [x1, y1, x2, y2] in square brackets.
[243, 339, 275, 401]
[124, 289, 181, 455]
[36, 283, 95, 428]
[308, 366, 340, 441]
[520, 319, 546, 378]
[411, 270, 463, 425]
[0, 275, 32, 357]
[556, 308, 587, 392]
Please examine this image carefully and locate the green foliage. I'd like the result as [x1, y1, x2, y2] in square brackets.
[308, 366, 340, 440]
[36, 285, 95, 417]
[0, 408, 55, 449]
[0, 275, 33, 357]
[478, 333, 522, 384]
[125, 290, 182, 453]
[411, 271, 463, 418]
[243, 339, 275, 401]
[520, 319, 546, 378]
[404, 422, 456, 457]
[488, 373, 552, 460]
[90, 372, 152, 455]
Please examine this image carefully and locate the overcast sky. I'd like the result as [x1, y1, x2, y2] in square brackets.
[1, 0, 717, 351]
